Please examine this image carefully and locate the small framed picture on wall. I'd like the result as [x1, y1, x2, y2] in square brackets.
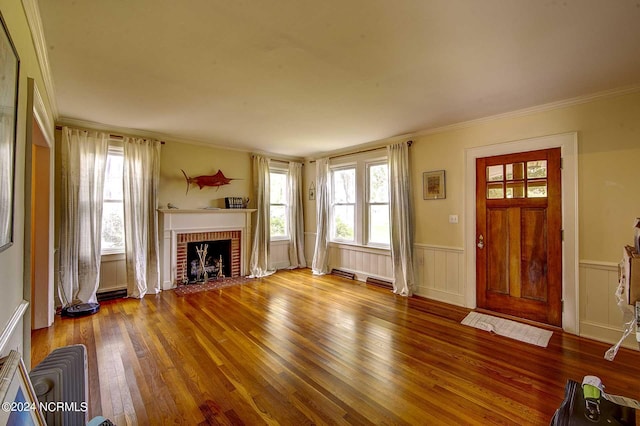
[309, 182, 316, 201]
[423, 170, 446, 200]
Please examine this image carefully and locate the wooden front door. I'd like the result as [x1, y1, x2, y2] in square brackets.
[476, 148, 562, 326]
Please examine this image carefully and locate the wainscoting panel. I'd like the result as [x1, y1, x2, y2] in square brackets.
[414, 244, 465, 306]
[270, 240, 291, 270]
[328, 244, 393, 282]
[99, 254, 127, 293]
[302, 234, 465, 303]
[578, 260, 636, 348]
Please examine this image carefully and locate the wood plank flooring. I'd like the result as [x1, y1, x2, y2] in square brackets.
[32, 269, 640, 425]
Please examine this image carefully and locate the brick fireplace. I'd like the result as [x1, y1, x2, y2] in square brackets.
[176, 230, 241, 283]
[158, 209, 255, 290]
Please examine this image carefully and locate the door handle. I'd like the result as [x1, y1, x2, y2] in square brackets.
[477, 234, 484, 249]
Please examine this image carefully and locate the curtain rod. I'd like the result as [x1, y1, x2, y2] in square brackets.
[251, 154, 304, 165]
[55, 125, 165, 144]
[309, 140, 412, 163]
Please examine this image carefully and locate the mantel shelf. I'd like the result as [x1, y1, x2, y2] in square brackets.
[158, 209, 256, 214]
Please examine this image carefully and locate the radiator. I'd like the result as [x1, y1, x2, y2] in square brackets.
[331, 269, 356, 280]
[366, 276, 393, 289]
[29, 344, 88, 426]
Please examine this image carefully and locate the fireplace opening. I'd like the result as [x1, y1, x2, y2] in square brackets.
[185, 240, 232, 283]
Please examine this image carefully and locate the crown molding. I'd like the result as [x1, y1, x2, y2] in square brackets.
[21, 0, 58, 119]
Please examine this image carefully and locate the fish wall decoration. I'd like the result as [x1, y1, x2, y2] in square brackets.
[181, 169, 236, 194]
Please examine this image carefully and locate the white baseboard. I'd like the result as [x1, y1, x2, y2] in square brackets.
[579, 320, 639, 351]
[414, 287, 466, 306]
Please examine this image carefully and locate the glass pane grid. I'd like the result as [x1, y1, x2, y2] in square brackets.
[333, 168, 356, 203]
[270, 205, 287, 237]
[486, 182, 504, 199]
[527, 179, 548, 198]
[368, 164, 389, 203]
[104, 153, 124, 200]
[486, 165, 504, 182]
[102, 152, 125, 252]
[506, 181, 525, 199]
[101, 201, 125, 251]
[527, 160, 547, 179]
[270, 172, 287, 204]
[332, 205, 355, 241]
[368, 205, 390, 245]
[487, 160, 548, 199]
[506, 163, 524, 181]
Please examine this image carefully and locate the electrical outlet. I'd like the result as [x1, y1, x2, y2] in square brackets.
[449, 215, 458, 224]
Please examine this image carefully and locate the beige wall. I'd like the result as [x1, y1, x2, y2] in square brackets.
[158, 141, 252, 210]
[407, 91, 640, 262]
[304, 91, 640, 263]
[0, 0, 55, 358]
[303, 161, 316, 226]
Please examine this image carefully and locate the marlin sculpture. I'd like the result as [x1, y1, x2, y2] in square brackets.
[181, 169, 236, 194]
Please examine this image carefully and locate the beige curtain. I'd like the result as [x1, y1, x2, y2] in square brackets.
[388, 142, 415, 296]
[123, 137, 161, 298]
[311, 158, 330, 275]
[59, 127, 109, 305]
[287, 161, 306, 268]
[249, 155, 275, 277]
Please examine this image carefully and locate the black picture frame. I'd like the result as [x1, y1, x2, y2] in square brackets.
[0, 11, 19, 253]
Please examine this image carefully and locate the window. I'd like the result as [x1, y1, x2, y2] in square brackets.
[329, 154, 390, 247]
[331, 167, 356, 242]
[367, 162, 390, 245]
[486, 160, 548, 200]
[270, 169, 288, 239]
[101, 147, 125, 253]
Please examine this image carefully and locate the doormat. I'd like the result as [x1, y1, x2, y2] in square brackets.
[173, 276, 255, 296]
[461, 312, 553, 348]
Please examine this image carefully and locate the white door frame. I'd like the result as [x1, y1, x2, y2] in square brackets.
[464, 132, 579, 334]
[24, 78, 55, 329]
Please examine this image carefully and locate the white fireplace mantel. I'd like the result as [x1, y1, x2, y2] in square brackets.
[158, 209, 256, 290]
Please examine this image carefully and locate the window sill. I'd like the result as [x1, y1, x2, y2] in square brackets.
[270, 238, 290, 244]
[101, 251, 125, 261]
[329, 241, 391, 254]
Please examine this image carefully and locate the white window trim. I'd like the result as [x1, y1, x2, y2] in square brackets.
[269, 165, 290, 242]
[365, 160, 390, 248]
[330, 164, 357, 244]
[101, 143, 125, 255]
[329, 151, 390, 250]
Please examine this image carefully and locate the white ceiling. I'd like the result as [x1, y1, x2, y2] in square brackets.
[37, 0, 640, 157]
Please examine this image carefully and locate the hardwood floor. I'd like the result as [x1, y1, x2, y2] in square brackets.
[32, 269, 640, 425]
